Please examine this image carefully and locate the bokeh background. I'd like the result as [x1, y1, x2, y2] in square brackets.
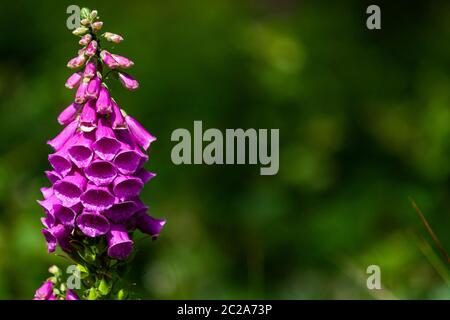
[0, 0, 448, 299]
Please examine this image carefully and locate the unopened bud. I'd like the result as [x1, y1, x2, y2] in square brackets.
[92, 21, 103, 31]
[72, 26, 89, 36]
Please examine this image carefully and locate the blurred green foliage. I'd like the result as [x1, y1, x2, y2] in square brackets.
[0, 0, 448, 299]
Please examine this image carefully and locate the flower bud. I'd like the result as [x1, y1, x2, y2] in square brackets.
[100, 50, 119, 69]
[81, 18, 90, 26]
[96, 86, 112, 114]
[67, 54, 86, 69]
[90, 10, 98, 19]
[103, 32, 123, 43]
[72, 26, 89, 36]
[85, 40, 98, 57]
[79, 34, 92, 46]
[83, 62, 96, 79]
[118, 72, 139, 90]
[92, 21, 103, 31]
[65, 72, 82, 89]
[112, 54, 134, 68]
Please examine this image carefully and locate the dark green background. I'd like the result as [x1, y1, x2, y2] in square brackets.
[0, 0, 448, 299]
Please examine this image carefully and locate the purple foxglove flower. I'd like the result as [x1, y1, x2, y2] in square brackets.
[76, 211, 110, 237]
[85, 160, 118, 186]
[53, 171, 87, 207]
[66, 289, 79, 300]
[86, 76, 101, 100]
[95, 86, 112, 114]
[80, 100, 97, 132]
[118, 72, 139, 90]
[80, 183, 115, 211]
[135, 168, 156, 184]
[113, 175, 144, 199]
[106, 225, 133, 260]
[83, 62, 97, 78]
[125, 115, 156, 151]
[45, 170, 62, 183]
[67, 53, 86, 69]
[75, 79, 89, 104]
[53, 204, 76, 227]
[103, 32, 123, 43]
[104, 199, 140, 223]
[100, 50, 119, 69]
[79, 34, 92, 46]
[65, 72, 83, 89]
[58, 102, 82, 125]
[41, 212, 55, 229]
[40, 186, 53, 199]
[48, 149, 72, 177]
[110, 100, 126, 129]
[113, 146, 147, 175]
[93, 118, 121, 160]
[42, 224, 71, 253]
[34, 281, 55, 300]
[85, 40, 98, 57]
[37, 194, 59, 215]
[135, 211, 166, 240]
[67, 132, 94, 168]
[47, 119, 79, 151]
[112, 54, 134, 68]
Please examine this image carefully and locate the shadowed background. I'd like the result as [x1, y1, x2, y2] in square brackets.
[0, 0, 448, 299]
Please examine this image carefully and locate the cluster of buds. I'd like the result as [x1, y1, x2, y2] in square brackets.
[35, 7, 165, 299]
[34, 266, 79, 300]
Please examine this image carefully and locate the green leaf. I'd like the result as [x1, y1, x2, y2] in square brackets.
[116, 289, 127, 300]
[87, 288, 98, 300]
[80, 8, 91, 20]
[98, 278, 112, 296]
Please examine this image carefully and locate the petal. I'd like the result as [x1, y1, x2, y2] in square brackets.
[104, 199, 139, 223]
[135, 168, 156, 184]
[106, 225, 133, 260]
[53, 172, 87, 207]
[67, 132, 94, 168]
[76, 211, 110, 237]
[53, 204, 77, 227]
[113, 175, 144, 199]
[80, 100, 97, 132]
[84, 160, 117, 186]
[58, 103, 82, 125]
[80, 183, 115, 211]
[136, 211, 166, 240]
[48, 150, 72, 177]
[113, 148, 146, 175]
[125, 115, 156, 151]
[47, 119, 79, 151]
[93, 119, 121, 160]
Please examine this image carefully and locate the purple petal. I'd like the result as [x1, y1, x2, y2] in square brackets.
[85, 160, 117, 186]
[83, 62, 96, 78]
[113, 148, 146, 175]
[85, 40, 98, 57]
[80, 183, 115, 211]
[75, 79, 89, 104]
[96, 86, 112, 114]
[65, 289, 80, 300]
[80, 100, 97, 132]
[135, 211, 166, 240]
[53, 204, 76, 227]
[125, 115, 156, 151]
[45, 170, 62, 184]
[67, 132, 94, 168]
[93, 119, 121, 160]
[37, 194, 60, 214]
[47, 120, 79, 151]
[76, 211, 110, 237]
[58, 102, 82, 125]
[42, 224, 71, 253]
[34, 281, 54, 300]
[53, 172, 87, 207]
[86, 76, 101, 99]
[113, 175, 144, 199]
[79, 34, 92, 46]
[48, 150, 72, 177]
[40, 186, 53, 199]
[118, 72, 139, 90]
[100, 50, 119, 69]
[110, 100, 126, 129]
[112, 54, 134, 68]
[106, 225, 133, 260]
[104, 199, 139, 223]
[135, 168, 156, 184]
[65, 72, 83, 89]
